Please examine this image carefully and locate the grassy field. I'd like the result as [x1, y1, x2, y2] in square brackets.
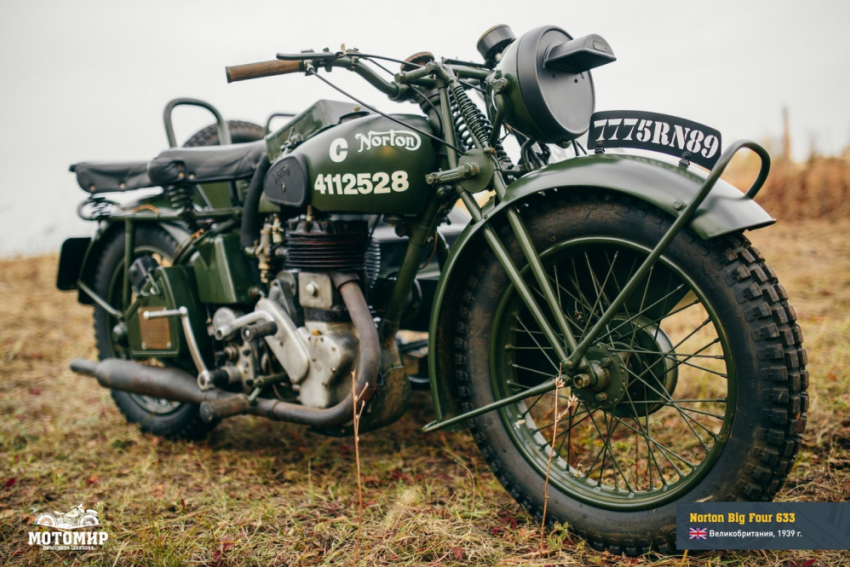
[1, 219, 849, 566]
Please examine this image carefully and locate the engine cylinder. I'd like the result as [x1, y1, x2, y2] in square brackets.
[285, 219, 369, 272]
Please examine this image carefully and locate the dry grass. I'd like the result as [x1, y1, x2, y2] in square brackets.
[1, 220, 849, 566]
[723, 143, 850, 221]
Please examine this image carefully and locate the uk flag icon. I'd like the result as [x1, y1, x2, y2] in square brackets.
[689, 527, 708, 540]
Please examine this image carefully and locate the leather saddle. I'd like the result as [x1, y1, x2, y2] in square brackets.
[71, 141, 265, 194]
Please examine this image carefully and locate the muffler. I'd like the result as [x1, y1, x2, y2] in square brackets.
[70, 358, 239, 405]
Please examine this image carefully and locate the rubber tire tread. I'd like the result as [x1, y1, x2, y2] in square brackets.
[454, 191, 807, 555]
[182, 120, 265, 147]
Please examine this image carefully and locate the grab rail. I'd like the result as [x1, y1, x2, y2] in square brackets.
[163, 98, 232, 148]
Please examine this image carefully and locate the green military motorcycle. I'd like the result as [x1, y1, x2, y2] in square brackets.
[59, 24, 807, 554]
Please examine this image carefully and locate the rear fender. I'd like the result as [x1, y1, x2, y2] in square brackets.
[427, 153, 775, 423]
[67, 193, 192, 305]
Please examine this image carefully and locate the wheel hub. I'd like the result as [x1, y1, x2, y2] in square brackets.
[572, 344, 629, 411]
[572, 319, 679, 415]
[611, 317, 679, 418]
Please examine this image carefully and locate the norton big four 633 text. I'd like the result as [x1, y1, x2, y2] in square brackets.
[58, 24, 807, 554]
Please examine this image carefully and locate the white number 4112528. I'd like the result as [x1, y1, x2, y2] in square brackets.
[314, 171, 409, 195]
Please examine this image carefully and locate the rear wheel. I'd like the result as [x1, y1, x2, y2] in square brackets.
[183, 120, 265, 147]
[93, 226, 214, 440]
[91, 121, 265, 439]
[455, 192, 807, 554]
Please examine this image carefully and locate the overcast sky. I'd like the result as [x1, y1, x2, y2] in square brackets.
[2, 0, 849, 256]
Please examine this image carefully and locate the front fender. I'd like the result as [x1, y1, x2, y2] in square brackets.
[426, 153, 775, 423]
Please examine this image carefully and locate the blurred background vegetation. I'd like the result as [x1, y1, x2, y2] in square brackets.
[725, 108, 850, 221]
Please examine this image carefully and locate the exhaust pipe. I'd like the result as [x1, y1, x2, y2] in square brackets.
[71, 272, 381, 428]
[201, 272, 381, 427]
[212, 272, 381, 426]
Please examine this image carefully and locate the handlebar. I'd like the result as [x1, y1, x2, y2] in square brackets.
[223, 51, 490, 107]
[226, 53, 411, 100]
[225, 59, 302, 83]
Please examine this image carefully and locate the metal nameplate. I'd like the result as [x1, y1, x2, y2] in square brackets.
[588, 110, 722, 169]
[138, 307, 172, 350]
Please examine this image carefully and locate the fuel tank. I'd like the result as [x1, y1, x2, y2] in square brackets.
[264, 114, 437, 214]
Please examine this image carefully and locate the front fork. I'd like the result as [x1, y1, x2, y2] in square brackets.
[423, 74, 771, 431]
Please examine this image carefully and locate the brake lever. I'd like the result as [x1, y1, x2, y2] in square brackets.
[276, 51, 344, 62]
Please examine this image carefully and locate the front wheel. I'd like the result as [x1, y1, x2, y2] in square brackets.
[455, 192, 808, 554]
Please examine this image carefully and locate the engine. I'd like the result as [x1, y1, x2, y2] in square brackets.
[208, 217, 378, 409]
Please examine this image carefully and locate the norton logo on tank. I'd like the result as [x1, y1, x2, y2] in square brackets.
[329, 129, 422, 162]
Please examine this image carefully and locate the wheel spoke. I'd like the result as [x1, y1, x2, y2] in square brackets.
[595, 282, 687, 344]
[606, 348, 724, 360]
[621, 382, 668, 489]
[553, 403, 577, 460]
[532, 407, 591, 435]
[604, 412, 634, 492]
[546, 274, 587, 316]
[631, 320, 714, 384]
[629, 265, 654, 349]
[580, 251, 620, 337]
[644, 409, 663, 488]
[569, 257, 597, 338]
[623, 365, 724, 436]
[606, 252, 637, 317]
[518, 392, 547, 420]
[506, 380, 573, 420]
[609, 413, 693, 475]
[674, 405, 725, 420]
[531, 285, 585, 336]
[627, 399, 726, 404]
[513, 314, 560, 372]
[669, 401, 712, 453]
[583, 412, 610, 481]
[581, 251, 623, 353]
[513, 384, 561, 418]
[511, 363, 558, 379]
[657, 355, 727, 378]
[631, 298, 700, 336]
[586, 409, 631, 491]
[636, 413, 666, 489]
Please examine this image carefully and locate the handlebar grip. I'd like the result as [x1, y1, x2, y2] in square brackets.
[225, 59, 301, 83]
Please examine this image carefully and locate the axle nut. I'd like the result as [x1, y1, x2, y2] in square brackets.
[573, 373, 591, 389]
